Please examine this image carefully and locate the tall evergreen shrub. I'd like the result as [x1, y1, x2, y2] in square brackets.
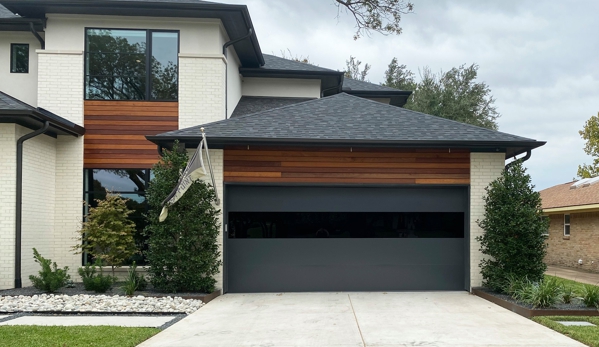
[145, 143, 221, 293]
[476, 160, 548, 292]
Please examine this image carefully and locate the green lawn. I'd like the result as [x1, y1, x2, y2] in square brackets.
[545, 275, 599, 292]
[0, 326, 159, 347]
[533, 316, 599, 347]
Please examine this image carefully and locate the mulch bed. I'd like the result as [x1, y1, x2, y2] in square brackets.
[473, 287, 599, 318]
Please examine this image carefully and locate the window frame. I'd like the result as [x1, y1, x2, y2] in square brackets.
[84, 27, 180, 101]
[10, 43, 29, 74]
[564, 214, 571, 237]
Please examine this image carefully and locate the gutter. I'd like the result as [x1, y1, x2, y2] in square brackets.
[29, 21, 45, 49]
[15, 121, 49, 288]
[222, 28, 254, 120]
[505, 149, 532, 169]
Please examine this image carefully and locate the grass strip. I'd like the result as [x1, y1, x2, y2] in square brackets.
[533, 316, 599, 347]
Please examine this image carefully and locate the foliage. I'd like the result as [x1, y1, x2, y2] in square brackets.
[513, 277, 561, 308]
[344, 55, 371, 81]
[334, 0, 414, 40]
[145, 142, 222, 293]
[501, 273, 528, 297]
[74, 193, 138, 276]
[580, 284, 599, 307]
[77, 260, 115, 293]
[0, 326, 159, 347]
[476, 160, 548, 292]
[561, 284, 577, 304]
[577, 113, 599, 178]
[383, 61, 500, 129]
[122, 262, 148, 296]
[28, 248, 70, 293]
[533, 316, 599, 347]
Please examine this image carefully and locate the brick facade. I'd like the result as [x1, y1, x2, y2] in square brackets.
[545, 212, 599, 272]
[0, 124, 17, 289]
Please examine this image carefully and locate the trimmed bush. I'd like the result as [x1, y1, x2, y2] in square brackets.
[145, 143, 222, 293]
[29, 248, 70, 293]
[78, 261, 116, 293]
[476, 160, 548, 292]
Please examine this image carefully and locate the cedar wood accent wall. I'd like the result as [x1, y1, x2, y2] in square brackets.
[224, 146, 470, 184]
[84, 101, 178, 169]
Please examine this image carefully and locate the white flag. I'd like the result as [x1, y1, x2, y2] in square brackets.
[159, 139, 207, 222]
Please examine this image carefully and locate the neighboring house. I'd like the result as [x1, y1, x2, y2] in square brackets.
[0, 0, 545, 293]
[540, 178, 599, 272]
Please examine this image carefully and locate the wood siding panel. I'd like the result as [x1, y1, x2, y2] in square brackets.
[84, 101, 178, 169]
[224, 146, 470, 185]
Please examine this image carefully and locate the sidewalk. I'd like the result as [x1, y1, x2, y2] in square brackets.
[546, 265, 599, 285]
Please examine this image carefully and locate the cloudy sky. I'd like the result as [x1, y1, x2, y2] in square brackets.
[224, 0, 599, 191]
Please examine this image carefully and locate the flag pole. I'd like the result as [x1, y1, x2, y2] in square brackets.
[201, 127, 220, 205]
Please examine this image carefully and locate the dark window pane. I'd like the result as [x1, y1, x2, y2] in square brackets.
[87, 52, 146, 76]
[87, 29, 146, 54]
[228, 212, 464, 239]
[564, 214, 570, 224]
[151, 32, 178, 100]
[86, 75, 146, 100]
[86, 169, 148, 193]
[11, 44, 29, 73]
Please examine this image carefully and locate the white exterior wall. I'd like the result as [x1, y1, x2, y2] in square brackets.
[242, 78, 321, 99]
[0, 32, 42, 106]
[0, 124, 17, 289]
[469, 152, 505, 289]
[226, 47, 242, 119]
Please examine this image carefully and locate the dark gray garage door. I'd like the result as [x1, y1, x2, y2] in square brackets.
[225, 185, 468, 293]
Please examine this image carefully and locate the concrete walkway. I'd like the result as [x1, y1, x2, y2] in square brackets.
[0, 315, 177, 328]
[139, 292, 585, 347]
[546, 265, 599, 285]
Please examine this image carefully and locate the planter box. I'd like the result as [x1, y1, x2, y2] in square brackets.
[472, 288, 599, 318]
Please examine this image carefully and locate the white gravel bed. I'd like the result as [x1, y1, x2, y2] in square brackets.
[0, 294, 204, 314]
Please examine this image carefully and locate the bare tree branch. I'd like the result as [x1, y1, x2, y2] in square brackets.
[334, 0, 414, 40]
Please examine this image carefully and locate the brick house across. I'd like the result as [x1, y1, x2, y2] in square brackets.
[541, 178, 599, 272]
[0, 0, 545, 293]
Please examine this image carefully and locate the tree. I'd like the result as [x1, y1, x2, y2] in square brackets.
[334, 0, 414, 40]
[577, 113, 599, 178]
[74, 193, 138, 276]
[476, 160, 548, 292]
[384, 61, 500, 130]
[344, 55, 371, 81]
[144, 143, 222, 293]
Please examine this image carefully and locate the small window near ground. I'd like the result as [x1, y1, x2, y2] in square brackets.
[564, 214, 571, 236]
[10, 44, 29, 73]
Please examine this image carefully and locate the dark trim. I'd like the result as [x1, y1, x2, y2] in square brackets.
[15, 121, 50, 288]
[505, 149, 532, 168]
[239, 68, 344, 78]
[29, 22, 44, 49]
[0, 18, 44, 32]
[10, 43, 29, 74]
[0, 109, 85, 137]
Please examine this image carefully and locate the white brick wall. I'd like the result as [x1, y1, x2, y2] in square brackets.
[470, 152, 505, 289]
[179, 55, 226, 129]
[0, 124, 17, 289]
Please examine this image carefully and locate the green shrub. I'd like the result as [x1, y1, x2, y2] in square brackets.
[561, 284, 577, 304]
[145, 142, 222, 293]
[122, 262, 147, 296]
[514, 277, 561, 308]
[78, 261, 116, 293]
[502, 273, 527, 297]
[28, 248, 70, 293]
[580, 285, 599, 307]
[476, 160, 548, 292]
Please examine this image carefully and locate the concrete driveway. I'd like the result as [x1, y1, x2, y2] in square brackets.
[139, 292, 585, 347]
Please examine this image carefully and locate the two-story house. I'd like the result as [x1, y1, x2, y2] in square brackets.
[0, 0, 545, 293]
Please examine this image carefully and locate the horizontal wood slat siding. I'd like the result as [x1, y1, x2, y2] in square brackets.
[224, 146, 470, 184]
[84, 101, 178, 169]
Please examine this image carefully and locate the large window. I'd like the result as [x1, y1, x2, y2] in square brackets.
[84, 169, 152, 264]
[10, 43, 29, 73]
[85, 29, 179, 100]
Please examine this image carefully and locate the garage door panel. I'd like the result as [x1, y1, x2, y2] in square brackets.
[228, 239, 464, 292]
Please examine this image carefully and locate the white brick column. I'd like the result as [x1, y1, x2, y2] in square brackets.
[0, 124, 17, 289]
[179, 55, 226, 129]
[470, 152, 505, 289]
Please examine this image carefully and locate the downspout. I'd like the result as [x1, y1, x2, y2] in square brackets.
[15, 121, 50, 288]
[29, 22, 45, 50]
[505, 150, 531, 169]
[222, 28, 254, 120]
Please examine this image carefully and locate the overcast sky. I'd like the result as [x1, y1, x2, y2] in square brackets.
[225, 0, 598, 190]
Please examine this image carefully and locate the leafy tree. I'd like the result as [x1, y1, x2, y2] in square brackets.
[144, 143, 222, 293]
[74, 193, 138, 276]
[384, 61, 500, 130]
[476, 160, 548, 292]
[577, 113, 599, 178]
[344, 55, 371, 81]
[334, 0, 414, 40]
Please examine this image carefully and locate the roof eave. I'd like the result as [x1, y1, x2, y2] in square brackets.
[0, 109, 85, 137]
[0, 17, 44, 32]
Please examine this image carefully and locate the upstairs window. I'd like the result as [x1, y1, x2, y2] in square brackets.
[10, 44, 29, 73]
[85, 29, 179, 101]
[564, 214, 570, 236]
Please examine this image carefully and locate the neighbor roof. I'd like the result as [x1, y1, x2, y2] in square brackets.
[0, 92, 85, 137]
[148, 93, 544, 157]
[540, 181, 599, 211]
[231, 96, 314, 118]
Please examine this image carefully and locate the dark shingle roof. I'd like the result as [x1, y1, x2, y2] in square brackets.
[0, 91, 36, 111]
[342, 78, 405, 92]
[0, 4, 17, 18]
[231, 96, 315, 118]
[149, 93, 544, 156]
[261, 54, 338, 73]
